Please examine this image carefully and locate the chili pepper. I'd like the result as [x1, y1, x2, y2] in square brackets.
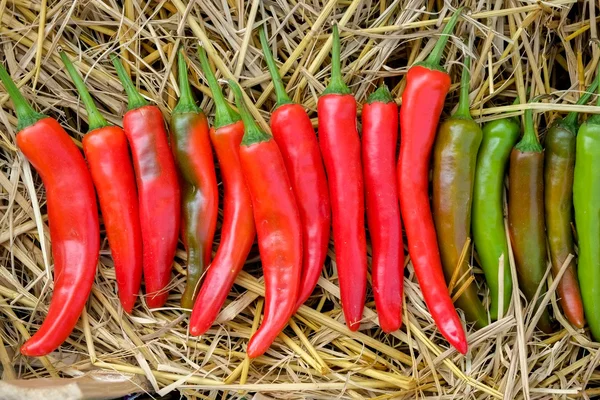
[112, 55, 180, 308]
[574, 63, 600, 340]
[317, 25, 366, 331]
[259, 27, 331, 311]
[544, 80, 598, 329]
[361, 85, 403, 333]
[397, 8, 467, 353]
[472, 115, 520, 321]
[229, 80, 302, 358]
[170, 50, 219, 310]
[508, 98, 552, 334]
[0, 64, 99, 357]
[432, 55, 487, 328]
[189, 47, 255, 336]
[60, 52, 142, 314]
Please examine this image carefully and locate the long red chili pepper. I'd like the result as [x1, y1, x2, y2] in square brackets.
[397, 8, 468, 354]
[60, 52, 142, 314]
[112, 55, 180, 308]
[0, 64, 100, 357]
[229, 80, 302, 358]
[171, 50, 219, 309]
[362, 85, 403, 333]
[259, 27, 331, 311]
[317, 25, 367, 331]
[189, 47, 255, 336]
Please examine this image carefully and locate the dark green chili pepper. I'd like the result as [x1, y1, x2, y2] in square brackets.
[574, 63, 600, 340]
[508, 97, 552, 334]
[544, 79, 598, 329]
[472, 112, 520, 321]
[432, 55, 487, 328]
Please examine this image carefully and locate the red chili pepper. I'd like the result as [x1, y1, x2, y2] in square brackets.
[60, 52, 142, 314]
[362, 85, 403, 333]
[397, 8, 468, 354]
[171, 50, 219, 310]
[0, 64, 100, 357]
[229, 80, 302, 358]
[259, 27, 331, 311]
[112, 56, 180, 308]
[317, 25, 367, 331]
[189, 47, 255, 335]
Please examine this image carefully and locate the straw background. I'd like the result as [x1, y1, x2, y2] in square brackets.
[1, 0, 600, 398]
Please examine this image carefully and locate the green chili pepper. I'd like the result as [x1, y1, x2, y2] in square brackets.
[508, 97, 552, 334]
[432, 55, 487, 328]
[472, 111, 520, 321]
[544, 79, 598, 329]
[574, 62, 600, 340]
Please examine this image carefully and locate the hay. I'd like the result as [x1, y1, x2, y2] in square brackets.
[0, 0, 599, 398]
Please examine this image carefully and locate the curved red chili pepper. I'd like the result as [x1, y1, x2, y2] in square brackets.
[259, 27, 331, 311]
[230, 81, 302, 358]
[189, 47, 255, 335]
[362, 85, 403, 333]
[397, 9, 468, 354]
[0, 64, 100, 357]
[171, 51, 219, 309]
[112, 56, 181, 309]
[60, 52, 142, 314]
[317, 25, 367, 331]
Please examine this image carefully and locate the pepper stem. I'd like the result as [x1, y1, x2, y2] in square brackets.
[60, 52, 109, 132]
[173, 50, 200, 114]
[0, 63, 45, 131]
[563, 77, 599, 127]
[110, 54, 149, 111]
[228, 80, 271, 145]
[197, 47, 241, 129]
[366, 84, 394, 104]
[417, 7, 465, 72]
[322, 24, 352, 96]
[515, 95, 543, 153]
[452, 54, 472, 119]
[259, 26, 293, 108]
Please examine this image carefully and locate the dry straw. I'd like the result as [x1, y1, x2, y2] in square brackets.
[0, 0, 599, 398]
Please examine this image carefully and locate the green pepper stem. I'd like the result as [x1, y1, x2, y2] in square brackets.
[173, 50, 200, 114]
[197, 47, 241, 129]
[563, 78, 599, 126]
[452, 54, 472, 119]
[515, 96, 543, 153]
[0, 63, 45, 131]
[110, 54, 149, 111]
[417, 7, 465, 72]
[259, 26, 293, 108]
[322, 24, 352, 96]
[366, 84, 394, 104]
[228, 80, 271, 145]
[60, 52, 108, 132]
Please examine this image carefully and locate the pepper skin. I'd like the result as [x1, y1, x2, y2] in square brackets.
[317, 25, 367, 330]
[230, 81, 302, 358]
[0, 64, 100, 357]
[574, 66, 600, 340]
[112, 56, 181, 309]
[432, 56, 487, 328]
[171, 51, 218, 310]
[397, 9, 468, 353]
[189, 47, 255, 336]
[259, 27, 331, 311]
[472, 117, 520, 320]
[60, 52, 142, 314]
[508, 102, 552, 334]
[543, 81, 597, 329]
[362, 85, 403, 333]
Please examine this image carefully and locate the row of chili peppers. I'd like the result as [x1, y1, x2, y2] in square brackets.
[3, 7, 600, 358]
